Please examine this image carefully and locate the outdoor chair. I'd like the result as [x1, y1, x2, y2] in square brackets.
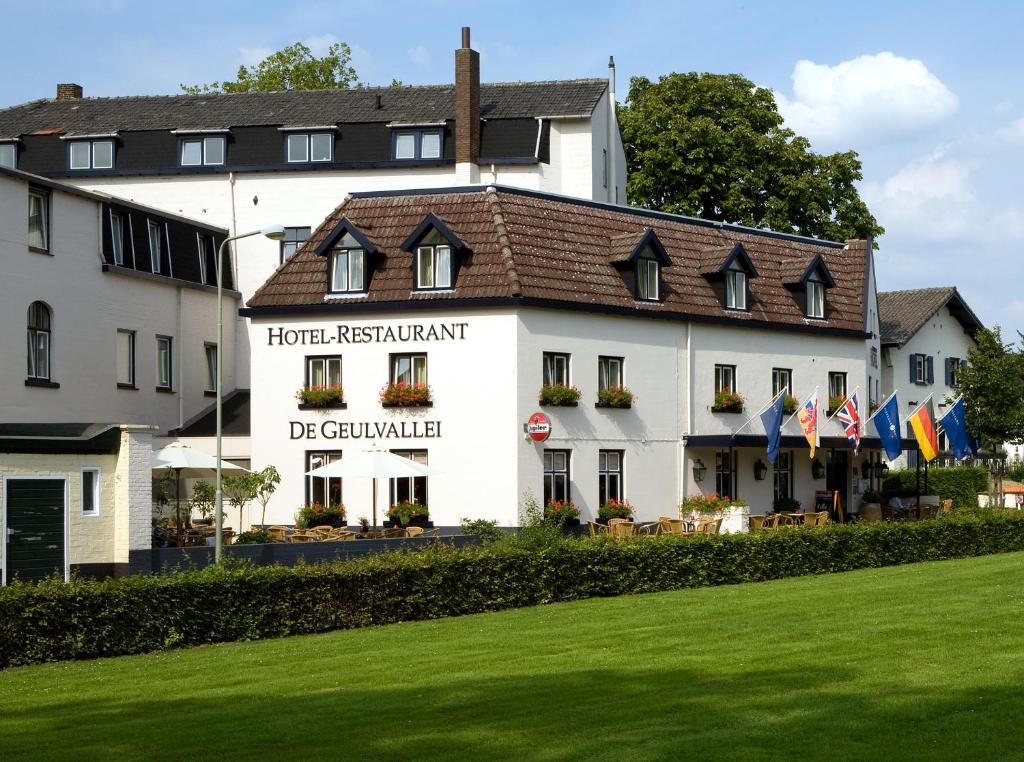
[418, 527, 441, 538]
[608, 521, 635, 539]
[749, 515, 767, 532]
[761, 514, 781, 531]
[267, 526, 291, 542]
[696, 518, 721, 534]
[918, 505, 939, 521]
[310, 525, 335, 539]
[859, 505, 882, 523]
[404, 526, 424, 537]
[327, 529, 357, 541]
[382, 527, 406, 539]
[586, 521, 606, 537]
[288, 532, 318, 543]
[940, 499, 953, 516]
[660, 518, 687, 535]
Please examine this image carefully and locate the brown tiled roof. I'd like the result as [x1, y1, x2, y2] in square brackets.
[779, 258, 811, 284]
[608, 231, 646, 264]
[877, 287, 983, 346]
[246, 186, 870, 334]
[697, 245, 736, 276]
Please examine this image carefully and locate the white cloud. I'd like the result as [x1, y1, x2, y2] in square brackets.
[995, 98, 1014, 115]
[775, 52, 958, 148]
[408, 45, 431, 67]
[239, 47, 272, 66]
[997, 117, 1024, 146]
[304, 34, 340, 56]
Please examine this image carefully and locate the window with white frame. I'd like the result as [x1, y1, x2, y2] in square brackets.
[806, 273, 826, 318]
[870, 346, 879, 368]
[307, 355, 342, 389]
[772, 367, 792, 397]
[306, 451, 342, 506]
[147, 220, 163, 274]
[204, 343, 217, 393]
[828, 371, 847, 400]
[286, 132, 333, 163]
[543, 352, 570, 386]
[598, 356, 623, 391]
[390, 450, 428, 506]
[27, 301, 51, 381]
[393, 129, 442, 160]
[715, 450, 737, 499]
[280, 226, 311, 263]
[415, 243, 452, 290]
[110, 211, 125, 266]
[81, 468, 101, 516]
[391, 353, 427, 385]
[599, 450, 623, 505]
[715, 364, 736, 394]
[28, 189, 49, 250]
[0, 143, 16, 169]
[948, 357, 963, 388]
[725, 263, 747, 310]
[329, 240, 366, 294]
[636, 251, 660, 301]
[156, 336, 173, 390]
[543, 449, 570, 504]
[69, 139, 114, 170]
[196, 233, 213, 285]
[116, 329, 135, 387]
[180, 136, 225, 166]
[773, 451, 792, 501]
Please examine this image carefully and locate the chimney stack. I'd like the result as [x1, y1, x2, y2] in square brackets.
[56, 83, 83, 101]
[454, 26, 480, 182]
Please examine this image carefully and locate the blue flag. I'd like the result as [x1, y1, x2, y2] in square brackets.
[871, 394, 903, 461]
[760, 393, 786, 464]
[939, 397, 976, 460]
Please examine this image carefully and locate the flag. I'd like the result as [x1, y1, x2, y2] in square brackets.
[938, 397, 975, 460]
[836, 391, 862, 454]
[759, 392, 786, 463]
[797, 390, 820, 458]
[908, 401, 939, 462]
[871, 393, 903, 461]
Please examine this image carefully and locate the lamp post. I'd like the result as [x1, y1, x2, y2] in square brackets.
[215, 224, 285, 563]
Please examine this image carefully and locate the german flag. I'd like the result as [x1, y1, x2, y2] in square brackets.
[908, 402, 939, 462]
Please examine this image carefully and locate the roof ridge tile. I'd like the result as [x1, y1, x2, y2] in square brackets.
[486, 186, 522, 297]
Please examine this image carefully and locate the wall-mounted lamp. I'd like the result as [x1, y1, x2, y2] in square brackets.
[692, 458, 707, 483]
[861, 460, 872, 479]
[812, 459, 825, 479]
[873, 461, 889, 479]
[753, 459, 767, 481]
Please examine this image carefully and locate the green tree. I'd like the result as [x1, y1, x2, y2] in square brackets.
[181, 42, 360, 94]
[222, 474, 259, 532]
[188, 481, 217, 522]
[251, 466, 282, 527]
[959, 327, 1024, 452]
[618, 72, 884, 242]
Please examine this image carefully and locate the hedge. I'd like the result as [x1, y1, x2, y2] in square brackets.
[883, 466, 988, 508]
[1, 511, 1023, 668]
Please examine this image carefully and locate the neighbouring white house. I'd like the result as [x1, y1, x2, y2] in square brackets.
[877, 287, 983, 468]
[242, 185, 889, 529]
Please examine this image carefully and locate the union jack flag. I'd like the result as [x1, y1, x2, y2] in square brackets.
[835, 391, 862, 454]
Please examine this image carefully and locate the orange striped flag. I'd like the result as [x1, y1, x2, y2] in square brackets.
[908, 403, 939, 462]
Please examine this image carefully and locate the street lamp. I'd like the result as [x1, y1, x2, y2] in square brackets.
[215, 224, 285, 563]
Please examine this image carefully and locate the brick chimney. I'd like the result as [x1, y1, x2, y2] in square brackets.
[56, 83, 83, 101]
[454, 26, 480, 183]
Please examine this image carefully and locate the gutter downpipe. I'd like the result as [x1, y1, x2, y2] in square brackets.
[682, 322, 693, 505]
[607, 56, 617, 204]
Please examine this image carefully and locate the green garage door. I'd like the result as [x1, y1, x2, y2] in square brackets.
[4, 479, 66, 584]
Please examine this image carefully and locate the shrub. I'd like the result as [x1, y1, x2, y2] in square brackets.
[783, 395, 799, 415]
[3, 512, 1024, 668]
[388, 501, 429, 525]
[597, 387, 634, 408]
[460, 518, 506, 544]
[712, 389, 744, 412]
[295, 502, 346, 529]
[598, 499, 634, 520]
[772, 496, 801, 512]
[379, 382, 432, 406]
[882, 466, 988, 508]
[234, 529, 273, 545]
[827, 395, 846, 415]
[544, 500, 580, 523]
[296, 385, 345, 406]
[539, 384, 582, 406]
[682, 493, 733, 513]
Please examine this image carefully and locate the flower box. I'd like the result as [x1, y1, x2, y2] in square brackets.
[297, 402, 348, 410]
[595, 386, 634, 409]
[712, 389, 745, 414]
[827, 395, 846, 417]
[544, 499, 581, 525]
[295, 502, 347, 529]
[539, 384, 582, 406]
[387, 501, 429, 527]
[379, 382, 432, 407]
[597, 499, 635, 522]
[295, 385, 345, 408]
[783, 395, 799, 415]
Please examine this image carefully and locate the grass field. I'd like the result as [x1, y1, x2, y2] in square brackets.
[2, 553, 1024, 761]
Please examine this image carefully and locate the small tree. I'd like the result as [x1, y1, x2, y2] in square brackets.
[222, 474, 258, 532]
[251, 466, 282, 527]
[188, 481, 217, 523]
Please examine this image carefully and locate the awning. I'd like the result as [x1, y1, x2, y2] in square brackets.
[683, 434, 917, 451]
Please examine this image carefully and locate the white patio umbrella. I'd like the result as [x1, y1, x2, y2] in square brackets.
[151, 443, 246, 533]
[305, 449, 436, 528]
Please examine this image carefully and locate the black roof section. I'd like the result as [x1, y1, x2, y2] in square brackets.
[171, 390, 250, 437]
[0, 423, 149, 454]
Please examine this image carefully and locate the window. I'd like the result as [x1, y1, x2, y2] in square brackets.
[28, 189, 49, 250]
[110, 212, 125, 266]
[715, 450, 737, 499]
[204, 343, 217, 393]
[948, 357, 963, 388]
[415, 244, 452, 289]
[196, 233, 214, 285]
[306, 451, 342, 506]
[116, 330, 135, 387]
[772, 368, 792, 397]
[69, 139, 114, 170]
[280, 226, 311, 263]
[725, 265, 747, 310]
[390, 450, 428, 506]
[543, 450, 570, 504]
[636, 253, 660, 301]
[599, 450, 623, 505]
[180, 136, 225, 167]
[156, 336, 173, 390]
[286, 132, 333, 163]
[602, 148, 608, 189]
[391, 353, 427, 385]
[715, 364, 736, 394]
[828, 372, 847, 400]
[392, 129, 442, 160]
[806, 273, 826, 318]
[147, 221, 163, 274]
[543, 352, 570, 386]
[330, 245, 366, 293]
[27, 302, 51, 381]
[870, 346, 879, 368]
[773, 451, 792, 501]
[81, 468, 100, 516]
[0, 143, 16, 168]
[598, 356, 623, 391]
[307, 355, 342, 388]
[911, 354, 933, 385]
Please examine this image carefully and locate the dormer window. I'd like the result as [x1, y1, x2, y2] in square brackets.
[392, 128, 443, 160]
[68, 139, 114, 170]
[609, 229, 671, 303]
[725, 263, 747, 310]
[400, 213, 467, 292]
[636, 250, 660, 301]
[286, 132, 334, 163]
[0, 142, 16, 169]
[806, 273, 826, 318]
[699, 241, 758, 311]
[180, 136, 225, 166]
[329, 233, 365, 294]
[781, 253, 835, 321]
[416, 236, 452, 290]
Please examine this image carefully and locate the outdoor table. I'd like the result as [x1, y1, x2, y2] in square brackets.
[784, 513, 806, 525]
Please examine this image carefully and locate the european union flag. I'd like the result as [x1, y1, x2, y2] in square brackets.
[939, 397, 976, 460]
[760, 393, 786, 463]
[871, 393, 903, 461]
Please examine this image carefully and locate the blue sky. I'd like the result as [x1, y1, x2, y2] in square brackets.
[2, 0, 1021, 336]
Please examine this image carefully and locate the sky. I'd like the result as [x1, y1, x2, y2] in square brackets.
[1, 0, 1021, 336]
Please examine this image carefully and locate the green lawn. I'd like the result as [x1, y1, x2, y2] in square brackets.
[2, 553, 1024, 761]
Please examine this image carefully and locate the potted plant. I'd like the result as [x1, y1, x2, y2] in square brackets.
[783, 395, 799, 415]
[380, 382, 433, 407]
[296, 385, 346, 409]
[596, 386, 634, 409]
[295, 502, 347, 529]
[539, 384, 582, 407]
[772, 496, 801, 514]
[827, 395, 846, 416]
[544, 499, 581, 527]
[387, 501, 431, 527]
[188, 480, 216, 525]
[680, 493, 731, 515]
[712, 389, 745, 413]
[598, 498, 634, 523]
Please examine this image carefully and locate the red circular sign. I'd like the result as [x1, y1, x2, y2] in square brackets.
[526, 412, 552, 442]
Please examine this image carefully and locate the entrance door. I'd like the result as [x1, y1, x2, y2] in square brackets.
[3, 478, 67, 584]
[825, 452, 849, 520]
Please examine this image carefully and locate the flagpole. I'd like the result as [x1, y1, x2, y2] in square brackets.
[824, 386, 861, 423]
[936, 394, 963, 423]
[863, 388, 899, 426]
[734, 389, 786, 435]
[902, 393, 934, 425]
[782, 386, 819, 429]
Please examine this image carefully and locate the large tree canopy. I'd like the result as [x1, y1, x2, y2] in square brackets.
[618, 72, 884, 243]
[958, 327, 1024, 452]
[181, 42, 360, 94]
